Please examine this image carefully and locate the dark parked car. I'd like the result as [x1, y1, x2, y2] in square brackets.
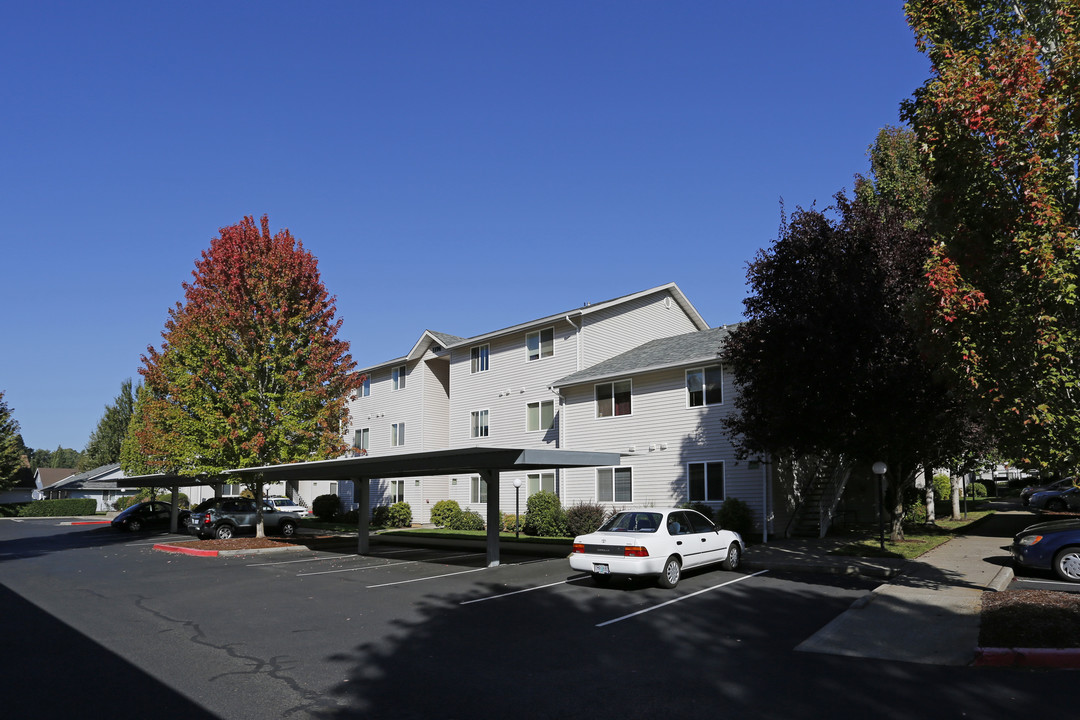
[1029, 485, 1080, 512]
[1012, 518, 1080, 582]
[1021, 477, 1074, 506]
[111, 501, 189, 532]
[187, 497, 300, 540]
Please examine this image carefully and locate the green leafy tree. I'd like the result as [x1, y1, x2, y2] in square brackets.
[49, 446, 81, 469]
[0, 392, 23, 491]
[121, 215, 359, 535]
[904, 0, 1080, 471]
[80, 379, 137, 471]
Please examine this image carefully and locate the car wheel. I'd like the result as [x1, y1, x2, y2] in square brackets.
[1053, 547, 1080, 582]
[1047, 498, 1068, 512]
[214, 524, 234, 540]
[722, 543, 741, 571]
[127, 518, 142, 532]
[279, 520, 297, 537]
[657, 556, 681, 589]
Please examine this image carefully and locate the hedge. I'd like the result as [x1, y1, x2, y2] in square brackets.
[18, 498, 98, 517]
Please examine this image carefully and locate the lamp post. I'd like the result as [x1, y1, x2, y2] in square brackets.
[872, 461, 888, 552]
[513, 478, 522, 539]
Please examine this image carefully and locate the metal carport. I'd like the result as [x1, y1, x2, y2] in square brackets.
[225, 447, 622, 566]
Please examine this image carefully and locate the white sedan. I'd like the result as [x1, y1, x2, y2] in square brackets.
[569, 507, 744, 588]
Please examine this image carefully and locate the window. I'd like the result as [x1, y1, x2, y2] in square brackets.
[471, 476, 487, 503]
[391, 422, 405, 447]
[688, 462, 725, 502]
[392, 365, 406, 391]
[526, 327, 554, 361]
[596, 379, 632, 417]
[357, 376, 370, 397]
[597, 467, 633, 503]
[527, 472, 556, 496]
[471, 409, 489, 438]
[389, 479, 404, 504]
[527, 399, 555, 432]
[222, 484, 241, 497]
[354, 428, 369, 455]
[687, 366, 723, 407]
[471, 345, 489, 373]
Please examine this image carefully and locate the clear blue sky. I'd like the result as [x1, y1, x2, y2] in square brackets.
[0, 1, 929, 453]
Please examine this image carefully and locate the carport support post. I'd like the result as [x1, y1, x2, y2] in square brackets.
[482, 469, 500, 567]
[169, 485, 180, 533]
[355, 476, 370, 555]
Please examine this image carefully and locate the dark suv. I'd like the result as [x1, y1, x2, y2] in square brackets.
[187, 497, 300, 540]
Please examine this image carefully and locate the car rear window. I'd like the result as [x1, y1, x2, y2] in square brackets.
[599, 512, 662, 533]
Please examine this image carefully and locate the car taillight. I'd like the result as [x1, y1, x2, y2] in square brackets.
[624, 545, 649, 557]
[203, 512, 212, 524]
[572, 543, 585, 554]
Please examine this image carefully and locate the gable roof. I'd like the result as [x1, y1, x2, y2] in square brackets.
[358, 283, 708, 374]
[50, 463, 126, 490]
[35, 467, 76, 488]
[551, 325, 736, 388]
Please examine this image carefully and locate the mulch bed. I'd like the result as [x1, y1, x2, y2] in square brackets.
[162, 535, 354, 552]
[981, 590, 1080, 648]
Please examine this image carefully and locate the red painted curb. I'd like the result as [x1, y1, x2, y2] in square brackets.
[153, 543, 219, 557]
[974, 647, 1080, 668]
[70, 521, 111, 525]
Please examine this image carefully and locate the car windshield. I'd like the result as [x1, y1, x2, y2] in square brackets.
[599, 512, 662, 533]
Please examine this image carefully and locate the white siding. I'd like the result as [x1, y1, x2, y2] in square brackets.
[581, 289, 700, 368]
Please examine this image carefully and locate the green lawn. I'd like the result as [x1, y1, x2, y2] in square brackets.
[828, 509, 994, 559]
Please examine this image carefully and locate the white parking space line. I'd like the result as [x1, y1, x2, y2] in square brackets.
[1017, 577, 1078, 589]
[247, 547, 429, 567]
[367, 565, 489, 588]
[296, 552, 483, 577]
[596, 571, 768, 628]
[460, 575, 590, 605]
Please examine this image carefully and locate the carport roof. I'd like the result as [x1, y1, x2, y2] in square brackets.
[224, 447, 623, 481]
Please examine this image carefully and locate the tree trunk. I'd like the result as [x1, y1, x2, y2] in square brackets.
[923, 464, 936, 525]
[255, 480, 265, 538]
[950, 475, 962, 520]
[887, 463, 907, 543]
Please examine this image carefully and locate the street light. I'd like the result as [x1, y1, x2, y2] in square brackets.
[872, 461, 888, 552]
[513, 478, 522, 539]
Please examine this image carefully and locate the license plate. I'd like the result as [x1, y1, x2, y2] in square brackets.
[593, 563, 610, 574]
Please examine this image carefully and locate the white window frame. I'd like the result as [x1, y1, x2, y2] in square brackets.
[471, 409, 490, 438]
[358, 376, 370, 397]
[688, 461, 725, 503]
[526, 399, 555, 432]
[526, 327, 554, 362]
[686, 365, 724, 407]
[470, 476, 487, 504]
[527, 471, 557, 496]
[392, 365, 407, 391]
[391, 422, 406, 447]
[595, 379, 633, 418]
[355, 427, 370, 455]
[471, 344, 489, 373]
[597, 467, 633, 503]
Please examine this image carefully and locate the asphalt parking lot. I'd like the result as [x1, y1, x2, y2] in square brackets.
[1, 518, 1075, 720]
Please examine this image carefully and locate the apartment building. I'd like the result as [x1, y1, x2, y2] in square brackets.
[340, 283, 775, 534]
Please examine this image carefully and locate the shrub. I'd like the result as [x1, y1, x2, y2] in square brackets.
[371, 505, 390, 526]
[0, 503, 26, 517]
[18, 498, 97, 517]
[450, 508, 486, 531]
[933, 474, 953, 503]
[679, 502, 715, 523]
[340, 509, 359, 524]
[388, 501, 412, 528]
[522, 490, 568, 537]
[566, 502, 609, 537]
[716, 497, 753, 538]
[431, 499, 462, 527]
[966, 482, 988, 499]
[501, 512, 521, 533]
[115, 489, 190, 511]
[312, 493, 341, 521]
[114, 495, 140, 511]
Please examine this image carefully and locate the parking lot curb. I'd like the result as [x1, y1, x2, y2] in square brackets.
[974, 647, 1080, 668]
[152, 542, 307, 557]
[61, 520, 111, 526]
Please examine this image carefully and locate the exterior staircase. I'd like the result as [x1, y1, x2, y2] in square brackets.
[788, 462, 851, 538]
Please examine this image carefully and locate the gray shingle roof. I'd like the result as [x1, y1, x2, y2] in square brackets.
[552, 325, 736, 388]
[427, 331, 468, 347]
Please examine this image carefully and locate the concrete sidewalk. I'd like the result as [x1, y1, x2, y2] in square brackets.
[743, 510, 1066, 667]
